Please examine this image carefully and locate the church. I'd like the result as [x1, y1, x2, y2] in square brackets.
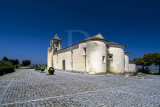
[47, 33, 136, 74]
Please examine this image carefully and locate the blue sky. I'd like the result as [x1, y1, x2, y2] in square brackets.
[0, 0, 160, 64]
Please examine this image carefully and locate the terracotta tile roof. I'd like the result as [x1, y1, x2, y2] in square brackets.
[125, 51, 130, 54]
[108, 42, 126, 48]
[129, 60, 135, 63]
[79, 33, 107, 43]
[55, 33, 127, 53]
[55, 33, 107, 52]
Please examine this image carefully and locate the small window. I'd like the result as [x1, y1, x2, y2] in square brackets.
[83, 47, 86, 52]
[108, 54, 113, 59]
[102, 56, 105, 64]
[83, 47, 86, 55]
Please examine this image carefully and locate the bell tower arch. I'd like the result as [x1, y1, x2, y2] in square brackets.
[47, 34, 61, 69]
[52, 34, 61, 52]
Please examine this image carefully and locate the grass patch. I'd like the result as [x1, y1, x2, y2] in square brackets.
[130, 72, 139, 77]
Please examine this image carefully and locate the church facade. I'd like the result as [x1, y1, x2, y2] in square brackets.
[47, 33, 136, 74]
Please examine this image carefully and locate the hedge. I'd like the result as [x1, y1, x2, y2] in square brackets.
[0, 61, 14, 75]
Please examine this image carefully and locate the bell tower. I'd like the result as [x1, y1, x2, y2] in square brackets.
[47, 34, 61, 69]
[50, 34, 61, 52]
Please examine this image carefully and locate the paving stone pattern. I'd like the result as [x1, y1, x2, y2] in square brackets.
[0, 69, 160, 107]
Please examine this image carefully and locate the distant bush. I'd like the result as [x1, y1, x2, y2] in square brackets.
[2, 56, 9, 61]
[41, 68, 45, 71]
[38, 67, 41, 70]
[35, 67, 40, 71]
[0, 61, 14, 75]
[35, 66, 45, 71]
[8, 59, 19, 66]
[22, 60, 31, 66]
[35, 67, 38, 70]
[40, 68, 45, 73]
[130, 72, 138, 76]
[45, 63, 47, 67]
[48, 67, 54, 75]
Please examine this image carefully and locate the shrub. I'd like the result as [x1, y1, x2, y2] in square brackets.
[48, 67, 54, 75]
[35, 67, 40, 70]
[45, 63, 47, 67]
[36, 67, 40, 71]
[22, 60, 31, 66]
[40, 68, 45, 73]
[41, 68, 45, 71]
[2, 56, 8, 61]
[0, 61, 14, 75]
[130, 72, 139, 77]
[8, 59, 19, 66]
[38, 67, 41, 70]
[35, 67, 38, 70]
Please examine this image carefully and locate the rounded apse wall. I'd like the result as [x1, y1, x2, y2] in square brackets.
[108, 45, 125, 73]
[124, 53, 129, 72]
[86, 40, 107, 74]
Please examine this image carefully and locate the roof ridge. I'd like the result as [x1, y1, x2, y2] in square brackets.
[108, 42, 126, 48]
[83, 33, 106, 41]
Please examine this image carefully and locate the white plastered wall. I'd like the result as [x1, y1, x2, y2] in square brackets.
[86, 40, 107, 74]
[108, 45, 125, 73]
[53, 43, 86, 72]
[124, 53, 129, 72]
[129, 63, 136, 72]
[47, 47, 54, 69]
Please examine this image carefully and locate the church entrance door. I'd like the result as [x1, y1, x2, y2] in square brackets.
[62, 60, 65, 71]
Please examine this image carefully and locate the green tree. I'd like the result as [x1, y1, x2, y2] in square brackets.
[134, 53, 160, 74]
[152, 52, 160, 74]
[2, 56, 8, 61]
[22, 60, 31, 66]
[0, 60, 14, 75]
[133, 57, 151, 73]
[45, 63, 47, 67]
[133, 57, 145, 66]
[9, 59, 19, 66]
[143, 53, 154, 65]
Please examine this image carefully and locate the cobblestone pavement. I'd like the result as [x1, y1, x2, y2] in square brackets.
[0, 69, 160, 107]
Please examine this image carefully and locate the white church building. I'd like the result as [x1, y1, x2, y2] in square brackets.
[48, 33, 136, 74]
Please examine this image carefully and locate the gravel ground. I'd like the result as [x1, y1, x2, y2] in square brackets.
[0, 69, 160, 107]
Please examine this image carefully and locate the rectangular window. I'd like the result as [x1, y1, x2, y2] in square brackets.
[108, 54, 113, 59]
[102, 56, 105, 64]
[83, 47, 86, 54]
